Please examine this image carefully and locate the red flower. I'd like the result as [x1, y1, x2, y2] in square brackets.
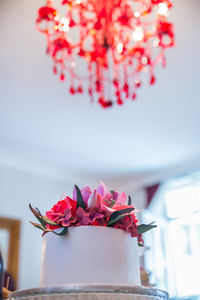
[47, 200, 68, 216]
[46, 197, 77, 226]
[45, 200, 68, 229]
[65, 196, 77, 216]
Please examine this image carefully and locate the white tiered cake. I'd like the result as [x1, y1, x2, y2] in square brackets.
[40, 226, 141, 287]
[9, 184, 168, 300]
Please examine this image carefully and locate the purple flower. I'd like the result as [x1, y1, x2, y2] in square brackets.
[75, 207, 89, 225]
[126, 223, 138, 237]
[60, 209, 72, 226]
[87, 207, 104, 223]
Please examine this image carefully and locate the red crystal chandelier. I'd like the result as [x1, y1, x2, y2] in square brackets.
[36, 0, 174, 108]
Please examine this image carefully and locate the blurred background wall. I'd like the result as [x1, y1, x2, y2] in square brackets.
[0, 0, 200, 298]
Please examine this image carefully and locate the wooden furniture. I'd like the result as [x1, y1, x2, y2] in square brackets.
[0, 217, 21, 289]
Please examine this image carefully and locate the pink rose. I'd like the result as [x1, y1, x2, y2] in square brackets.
[46, 197, 77, 228]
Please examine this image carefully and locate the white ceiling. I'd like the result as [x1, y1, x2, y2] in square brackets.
[0, 0, 200, 188]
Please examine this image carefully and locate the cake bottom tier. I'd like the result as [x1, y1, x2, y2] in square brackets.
[9, 285, 168, 300]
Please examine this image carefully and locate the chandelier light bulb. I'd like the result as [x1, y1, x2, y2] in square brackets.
[141, 56, 148, 65]
[157, 3, 169, 16]
[59, 17, 69, 32]
[54, 15, 60, 21]
[71, 61, 77, 67]
[134, 11, 141, 18]
[132, 27, 144, 42]
[117, 43, 123, 54]
[153, 37, 160, 47]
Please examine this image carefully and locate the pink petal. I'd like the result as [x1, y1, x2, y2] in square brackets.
[65, 197, 72, 209]
[110, 204, 141, 214]
[73, 187, 77, 200]
[101, 205, 115, 215]
[96, 192, 103, 207]
[73, 185, 92, 205]
[87, 189, 97, 208]
[76, 207, 85, 217]
[97, 181, 112, 203]
[97, 181, 105, 197]
[81, 186, 92, 205]
[112, 204, 134, 210]
[112, 191, 120, 201]
[115, 192, 127, 205]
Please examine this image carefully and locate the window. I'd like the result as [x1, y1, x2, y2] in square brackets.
[142, 172, 200, 298]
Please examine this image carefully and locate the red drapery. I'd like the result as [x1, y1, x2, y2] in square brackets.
[145, 183, 160, 207]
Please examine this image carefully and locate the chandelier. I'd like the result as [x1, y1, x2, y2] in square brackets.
[36, 0, 174, 108]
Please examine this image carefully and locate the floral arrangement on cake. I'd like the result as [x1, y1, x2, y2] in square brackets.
[30, 182, 156, 245]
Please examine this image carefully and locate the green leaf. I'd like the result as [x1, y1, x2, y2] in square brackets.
[29, 204, 46, 228]
[35, 207, 46, 222]
[30, 221, 45, 231]
[52, 227, 68, 236]
[138, 242, 144, 247]
[35, 208, 60, 227]
[107, 207, 134, 227]
[128, 195, 132, 205]
[42, 215, 59, 226]
[137, 223, 157, 234]
[75, 185, 86, 210]
[107, 213, 130, 226]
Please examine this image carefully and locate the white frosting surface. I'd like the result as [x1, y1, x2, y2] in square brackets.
[39, 226, 141, 287]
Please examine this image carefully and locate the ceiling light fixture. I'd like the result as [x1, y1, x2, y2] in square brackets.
[36, 0, 174, 108]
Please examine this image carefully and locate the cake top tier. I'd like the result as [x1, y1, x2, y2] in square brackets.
[30, 181, 156, 243]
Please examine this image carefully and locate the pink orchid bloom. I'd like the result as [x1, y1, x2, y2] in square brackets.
[97, 181, 113, 204]
[87, 189, 103, 208]
[73, 185, 92, 205]
[97, 181, 128, 206]
[114, 191, 127, 205]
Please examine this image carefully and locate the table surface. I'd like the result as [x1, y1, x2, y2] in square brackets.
[9, 284, 168, 299]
